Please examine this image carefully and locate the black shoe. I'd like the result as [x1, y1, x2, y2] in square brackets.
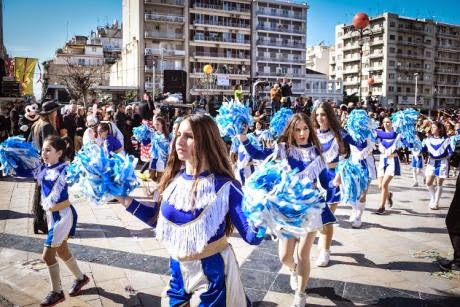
[69, 274, 90, 297]
[388, 192, 393, 208]
[437, 259, 452, 271]
[375, 207, 386, 215]
[40, 291, 65, 306]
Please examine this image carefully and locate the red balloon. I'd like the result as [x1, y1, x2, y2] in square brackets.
[367, 77, 375, 86]
[353, 13, 370, 29]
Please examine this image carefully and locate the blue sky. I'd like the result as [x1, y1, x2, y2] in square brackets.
[3, 0, 460, 96]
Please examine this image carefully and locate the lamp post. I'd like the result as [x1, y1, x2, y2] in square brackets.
[414, 72, 419, 106]
[351, 13, 373, 106]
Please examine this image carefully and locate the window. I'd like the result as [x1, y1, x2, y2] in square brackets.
[408, 37, 412, 42]
[406, 87, 411, 93]
[397, 87, 401, 92]
[389, 73, 395, 79]
[390, 34, 395, 40]
[398, 36, 403, 41]
[390, 21, 396, 27]
[389, 60, 395, 67]
[78, 58, 85, 65]
[388, 86, 394, 92]
[407, 50, 412, 55]
[426, 51, 432, 57]
[390, 47, 396, 53]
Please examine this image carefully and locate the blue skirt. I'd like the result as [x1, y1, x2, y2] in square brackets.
[319, 168, 341, 204]
[321, 202, 337, 226]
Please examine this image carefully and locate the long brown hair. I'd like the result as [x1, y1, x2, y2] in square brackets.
[158, 114, 235, 235]
[311, 101, 348, 155]
[154, 116, 169, 138]
[278, 113, 323, 155]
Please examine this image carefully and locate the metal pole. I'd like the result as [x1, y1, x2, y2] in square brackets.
[358, 29, 364, 106]
[414, 73, 418, 106]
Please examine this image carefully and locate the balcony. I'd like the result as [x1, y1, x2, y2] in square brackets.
[256, 25, 305, 35]
[193, 2, 250, 13]
[398, 40, 423, 47]
[370, 39, 384, 46]
[435, 81, 460, 87]
[192, 36, 250, 45]
[342, 44, 361, 51]
[435, 68, 460, 75]
[145, 32, 184, 40]
[191, 51, 250, 61]
[343, 80, 359, 86]
[256, 39, 305, 49]
[145, 48, 185, 56]
[437, 44, 460, 51]
[255, 71, 305, 78]
[396, 53, 426, 60]
[145, 0, 184, 6]
[256, 8, 304, 20]
[342, 68, 359, 74]
[193, 20, 250, 29]
[342, 57, 361, 63]
[257, 55, 303, 64]
[145, 13, 184, 23]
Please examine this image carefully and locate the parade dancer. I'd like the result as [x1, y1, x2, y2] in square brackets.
[148, 116, 170, 182]
[311, 101, 363, 266]
[240, 113, 334, 307]
[423, 122, 453, 210]
[37, 136, 89, 306]
[375, 117, 401, 214]
[411, 149, 425, 187]
[115, 114, 263, 306]
[230, 129, 259, 185]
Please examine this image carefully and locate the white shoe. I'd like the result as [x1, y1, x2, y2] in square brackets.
[429, 203, 439, 210]
[316, 250, 331, 267]
[352, 217, 362, 228]
[289, 267, 298, 291]
[292, 292, 307, 307]
[412, 182, 419, 187]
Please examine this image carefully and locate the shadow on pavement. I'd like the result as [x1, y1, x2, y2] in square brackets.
[0, 210, 33, 220]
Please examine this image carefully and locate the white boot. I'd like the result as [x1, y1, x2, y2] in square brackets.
[316, 249, 331, 267]
[433, 185, 442, 210]
[412, 169, 419, 187]
[352, 202, 366, 228]
[289, 264, 298, 291]
[427, 185, 436, 208]
[292, 292, 307, 307]
[348, 206, 357, 222]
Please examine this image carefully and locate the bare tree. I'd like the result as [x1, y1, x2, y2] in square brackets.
[61, 64, 102, 108]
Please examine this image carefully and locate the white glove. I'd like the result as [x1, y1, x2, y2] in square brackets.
[20, 125, 29, 132]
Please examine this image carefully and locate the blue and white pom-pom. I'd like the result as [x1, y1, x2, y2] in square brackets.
[336, 159, 369, 206]
[0, 136, 40, 176]
[150, 133, 170, 160]
[260, 129, 274, 142]
[231, 133, 263, 153]
[391, 108, 420, 150]
[66, 144, 139, 205]
[215, 99, 254, 138]
[345, 109, 378, 143]
[243, 161, 325, 238]
[132, 124, 153, 143]
[269, 108, 294, 139]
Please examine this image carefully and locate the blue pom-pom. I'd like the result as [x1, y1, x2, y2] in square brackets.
[243, 161, 325, 238]
[391, 108, 420, 150]
[215, 100, 254, 138]
[66, 144, 139, 204]
[132, 124, 153, 143]
[150, 133, 170, 160]
[0, 136, 40, 176]
[269, 108, 293, 138]
[336, 159, 369, 206]
[345, 109, 378, 143]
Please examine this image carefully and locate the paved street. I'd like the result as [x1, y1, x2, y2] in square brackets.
[0, 164, 459, 306]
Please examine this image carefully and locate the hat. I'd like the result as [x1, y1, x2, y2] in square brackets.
[39, 100, 60, 115]
[86, 115, 99, 128]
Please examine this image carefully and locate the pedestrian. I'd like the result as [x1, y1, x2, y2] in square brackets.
[114, 114, 263, 306]
[74, 106, 86, 152]
[35, 135, 90, 306]
[281, 78, 293, 108]
[148, 116, 169, 182]
[97, 122, 124, 155]
[270, 83, 282, 115]
[238, 113, 335, 307]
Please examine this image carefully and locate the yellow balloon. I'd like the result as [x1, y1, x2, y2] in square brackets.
[203, 64, 213, 75]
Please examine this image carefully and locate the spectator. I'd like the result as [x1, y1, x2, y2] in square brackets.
[62, 103, 78, 148]
[9, 99, 22, 135]
[74, 106, 86, 152]
[115, 103, 135, 155]
[280, 78, 292, 108]
[97, 122, 124, 155]
[270, 84, 282, 115]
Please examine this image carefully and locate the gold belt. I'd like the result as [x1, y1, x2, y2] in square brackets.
[49, 200, 71, 212]
[178, 236, 229, 262]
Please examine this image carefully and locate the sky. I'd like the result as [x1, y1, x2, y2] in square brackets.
[3, 0, 460, 97]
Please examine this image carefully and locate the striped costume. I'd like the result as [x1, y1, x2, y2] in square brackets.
[423, 137, 452, 178]
[376, 130, 401, 177]
[126, 171, 262, 306]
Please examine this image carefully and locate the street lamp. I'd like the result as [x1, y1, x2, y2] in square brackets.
[414, 72, 419, 106]
[351, 12, 373, 106]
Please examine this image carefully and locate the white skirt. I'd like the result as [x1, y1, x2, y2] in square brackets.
[425, 158, 449, 178]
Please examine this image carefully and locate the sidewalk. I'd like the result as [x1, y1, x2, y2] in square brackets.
[0, 164, 459, 306]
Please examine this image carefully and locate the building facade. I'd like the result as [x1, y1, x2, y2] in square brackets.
[330, 12, 460, 109]
[305, 68, 343, 103]
[117, 0, 308, 101]
[306, 44, 331, 76]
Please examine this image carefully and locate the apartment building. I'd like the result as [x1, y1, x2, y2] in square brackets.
[253, 0, 308, 96]
[116, 0, 309, 101]
[93, 22, 123, 65]
[305, 68, 343, 103]
[306, 44, 331, 76]
[331, 12, 460, 109]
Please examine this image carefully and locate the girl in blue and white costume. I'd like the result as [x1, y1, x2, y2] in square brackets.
[411, 149, 424, 187]
[149, 116, 170, 182]
[36, 136, 89, 306]
[375, 117, 401, 214]
[311, 101, 363, 266]
[423, 122, 453, 210]
[230, 131, 260, 185]
[115, 114, 263, 306]
[239, 113, 335, 307]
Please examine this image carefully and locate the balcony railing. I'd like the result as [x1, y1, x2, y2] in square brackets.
[192, 51, 250, 59]
[192, 36, 250, 45]
[145, 0, 184, 5]
[145, 32, 184, 40]
[145, 48, 185, 56]
[256, 39, 305, 49]
[193, 2, 250, 13]
[256, 8, 304, 20]
[257, 55, 302, 63]
[257, 24, 305, 35]
[193, 20, 250, 29]
[145, 13, 184, 23]
[190, 70, 249, 76]
[255, 71, 305, 78]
